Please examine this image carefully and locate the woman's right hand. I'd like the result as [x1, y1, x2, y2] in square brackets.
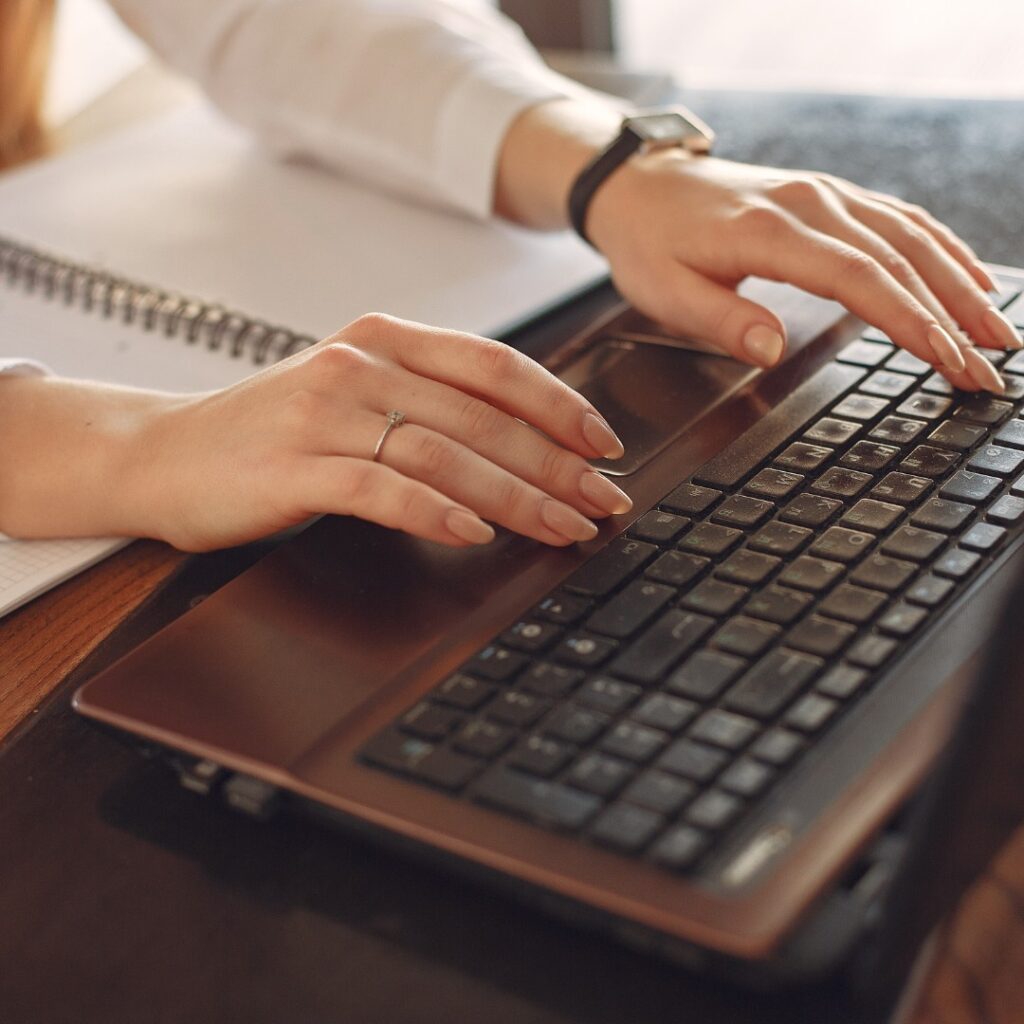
[131, 313, 631, 552]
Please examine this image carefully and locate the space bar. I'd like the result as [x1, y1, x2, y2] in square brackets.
[693, 362, 867, 488]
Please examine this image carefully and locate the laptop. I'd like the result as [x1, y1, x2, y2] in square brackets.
[73, 267, 1024, 995]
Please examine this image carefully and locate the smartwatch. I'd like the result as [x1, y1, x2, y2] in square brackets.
[568, 108, 715, 246]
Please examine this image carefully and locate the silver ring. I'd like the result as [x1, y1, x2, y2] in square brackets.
[372, 410, 406, 462]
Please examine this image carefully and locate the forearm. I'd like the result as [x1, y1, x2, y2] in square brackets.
[0, 376, 176, 539]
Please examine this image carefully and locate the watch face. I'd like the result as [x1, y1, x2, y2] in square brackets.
[631, 112, 691, 142]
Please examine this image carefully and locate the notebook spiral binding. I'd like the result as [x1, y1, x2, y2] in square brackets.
[0, 234, 318, 366]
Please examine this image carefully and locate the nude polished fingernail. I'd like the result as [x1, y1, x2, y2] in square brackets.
[541, 499, 598, 542]
[445, 509, 495, 545]
[962, 345, 1006, 395]
[926, 324, 966, 373]
[741, 325, 785, 368]
[579, 471, 632, 515]
[583, 412, 625, 459]
[983, 306, 1023, 350]
[974, 261, 997, 292]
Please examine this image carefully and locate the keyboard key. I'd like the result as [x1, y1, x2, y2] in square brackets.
[968, 445, 1024, 477]
[542, 704, 608, 746]
[716, 549, 782, 586]
[846, 634, 898, 668]
[567, 752, 635, 797]
[563, 537, 656, 596]
[686, 790, 743, 831]
[809, 526, 875, 563]
[927, 421, 986, 452]
[751, 729, 806, 766]
[658, 738, 728, 782]
[485, 690, 549, 728]
[818, 583, 887, 624]
[878, 602, 929, 637]
[841, 498, 903, 532]
[849, 553, 916, 591]
[711, 615, 781, 657]
[401, 702, 465, 740]
[519, 662, 584, 699]
[712, 494, 775, 529]
[724, 647, 822, 718]
[804, 417, 862, 445]
[719, 759, 775, 798]
[576, 676, 642, 715]
[744, 584, 813, 625]
[860, 370, 916, 398]
[939, 470, 1002, 504]
[953, 396, 1014, 426]
[933, 548, 981, 580]
[778, 555, 845, 592]
[535, 593, 591, 626]
[629, 510, 690, 544]
[552, 633, 617, 668]
[589, 803, 664, 853]
[610, 610, 714, 684]
[880, 525, 945, 561]
[667, 650, 747, 702]
[465, 646, 528, 681]
[587, 580, 675, 638]
[816, 665, 869, 700]
[601, 721, 670, 762]
[775, 442, 834, 472]
[812, 467, 873, 499]
[909, 498, 974, 532]
[922, 372, 954, 395]
[960, 522, 1006, 553]
[832, 393, 889, 421]
[361, 729, 437, 775]
[473, 767, 600, 830]
[432, 674, 495, 710]
[869, 416, 927, 446]
[786, 615, 856, 657]
[679, 522, 743, 557]
[501, 620, 561, 653]
[632, 693, 699, 733]
[399, 745, 483, 791]
[651, 824, 709, 870]
[781, 492, 844, 528]
[905, 574, 954, 607]
[454, 719, 514, 758]
[745, 468, 805, 500]
[837, 339, 891, 366]
[749, 520, 814, 556]
[507, 734, 575, 777]
[689, 709, 760, 750]
[646, 550, 710, 587]
[661, 482, 721, 515]
[785, 694, 839, 733]
[679, 578, 749, 617]
[885, 350, 931, 375]
[896, 393, 951, 421]
[900, 445, 959, 478]
[871, 472, 932, 504]
[841, 440, 900, 471]
[994, 420, 1024, 449]
[987, 495, 1024, 525]
[623, 770, 696, 815]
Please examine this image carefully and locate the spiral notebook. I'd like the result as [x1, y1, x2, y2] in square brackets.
[0, 99, 607, 617]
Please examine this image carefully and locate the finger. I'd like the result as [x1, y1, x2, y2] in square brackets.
[353, 415, 599, 546]
[857, 187, 995, 292]
[305, 455, 496, 547]
[364, 367, 632, 520]
[340, 313, 625, 461]
[840, 195, 1021, 352]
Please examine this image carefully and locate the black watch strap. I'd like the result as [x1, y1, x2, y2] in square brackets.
[567, 130, 647, 247]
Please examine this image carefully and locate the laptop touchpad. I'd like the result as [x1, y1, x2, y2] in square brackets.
[560, 337, 759, 477]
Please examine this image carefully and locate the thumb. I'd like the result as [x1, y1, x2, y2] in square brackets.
[642, 264, 788, 368]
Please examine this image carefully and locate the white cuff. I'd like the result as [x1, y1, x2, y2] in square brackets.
[0, 358, 51, 378]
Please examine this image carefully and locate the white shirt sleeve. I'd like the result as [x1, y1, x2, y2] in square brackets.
[0, 358, 50, 378]
[107, 0, 597, 219]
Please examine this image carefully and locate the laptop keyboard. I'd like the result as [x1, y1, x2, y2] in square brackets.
[360, 292, 1024, 875]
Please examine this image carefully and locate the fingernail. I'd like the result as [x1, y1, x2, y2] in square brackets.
[926, 324, 966, 373]
[983, 305, 1023, 350]
[741, 325, 785, 368]
[579, 470, 633, 515]
[975, 261, 997, 292]
[541, 499, 598, 542]
[962, 345, 1006, 395]
[582, 412, 625, 459]
[445, 508, 495, 545]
